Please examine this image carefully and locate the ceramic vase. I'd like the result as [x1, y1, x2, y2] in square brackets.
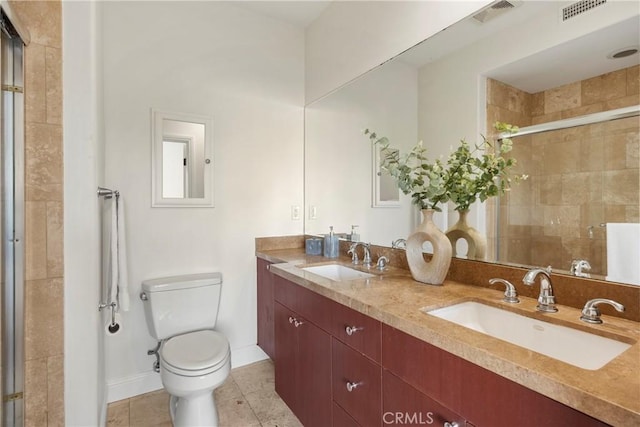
[406, 209, 452, 285]
[445, 209, 487, 260]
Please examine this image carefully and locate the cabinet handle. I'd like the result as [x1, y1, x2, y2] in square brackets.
[444, 422, 459, 427]
[345, 326, 364, 336]
[346, 381, 363, 392]
[266, 264, 270, 271]
[294, 319, 304, 328]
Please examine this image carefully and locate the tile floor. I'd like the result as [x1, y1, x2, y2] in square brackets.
[106, 359, 302, 427]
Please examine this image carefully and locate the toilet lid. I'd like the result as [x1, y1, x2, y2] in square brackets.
[162, 330, 230, 372]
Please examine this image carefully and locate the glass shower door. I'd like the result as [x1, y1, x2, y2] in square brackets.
[1, 29, 25, 427]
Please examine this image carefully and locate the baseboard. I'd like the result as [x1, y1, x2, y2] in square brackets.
[231, 344, 269, 369]
[106, 344, 269, 403]
[107, 371, 163, 403]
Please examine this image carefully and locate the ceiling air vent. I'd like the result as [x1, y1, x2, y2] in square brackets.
[562, 0, 607, 21]
[472, 0, 522, 24]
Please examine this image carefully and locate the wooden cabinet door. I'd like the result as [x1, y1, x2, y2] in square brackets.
[297, 316, 332, 427]
[257, 258, 275, 359]
[274, 301, 299, 415]
[459, 358, 608, 427]
[383, 370, 465, 427]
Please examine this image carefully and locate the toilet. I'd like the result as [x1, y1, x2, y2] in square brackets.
[141, 273, 231, 427]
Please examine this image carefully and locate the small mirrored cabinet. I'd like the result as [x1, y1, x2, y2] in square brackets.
[151, 109, 214, 207]
[372, 145, 400, 207]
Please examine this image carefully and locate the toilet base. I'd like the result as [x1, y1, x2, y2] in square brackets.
[170, 392, 219, 427]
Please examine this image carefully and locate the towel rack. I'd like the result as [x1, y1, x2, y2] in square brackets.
[97, 186, 120, 329]
[97, 186, 119, 199]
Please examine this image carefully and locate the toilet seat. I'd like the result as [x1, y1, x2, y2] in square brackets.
[161, 330, 230, 377]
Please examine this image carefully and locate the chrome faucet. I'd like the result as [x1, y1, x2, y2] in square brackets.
[376, 256, 389, 271]
[348, 242, 372, 268]
[489, 278, 519, 303]
[580, 299, 625, 324]
[522, 267, 557, 313]
[570, 259, 591, 278]
[391, 238, 407, 249]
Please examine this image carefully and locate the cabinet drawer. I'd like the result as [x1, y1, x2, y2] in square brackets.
[273, 276, 332, 332]
[383, 370, 464, 427]
[332, 338, 382, 427]
[273, 274, 299, 312]
[382, 324, 460, 411]
[331, 301, 381, 362]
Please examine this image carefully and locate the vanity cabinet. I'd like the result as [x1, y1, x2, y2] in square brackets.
[273, 276, 332, 427]
[256, 258, 275, 359]
[265, 270, 609, 427]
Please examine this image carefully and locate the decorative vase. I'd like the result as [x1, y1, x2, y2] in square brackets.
[445, 209, 487, 260]
[406, 209, 452, 285]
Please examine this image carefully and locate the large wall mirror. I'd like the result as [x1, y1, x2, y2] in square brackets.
[151, 110, 214, 207]
[304, 1, 639, 285]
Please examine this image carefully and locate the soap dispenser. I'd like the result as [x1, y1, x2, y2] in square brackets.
[350, 225, 360, 242]
[323, 226, 339, 258]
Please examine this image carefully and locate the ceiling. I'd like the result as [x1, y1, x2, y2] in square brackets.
[232, 0, 331, 28]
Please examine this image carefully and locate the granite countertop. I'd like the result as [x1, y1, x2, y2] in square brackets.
[257, 248, 640, 427]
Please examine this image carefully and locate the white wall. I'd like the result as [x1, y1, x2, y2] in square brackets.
[101, 1, 304, 401]
[63, 1, 105, 425]
[418, 0, 640, 231]
[305, 0, 492, 103]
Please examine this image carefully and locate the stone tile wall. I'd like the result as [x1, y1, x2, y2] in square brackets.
[9, 1, 64, 425]
[487, 65, 639, 277]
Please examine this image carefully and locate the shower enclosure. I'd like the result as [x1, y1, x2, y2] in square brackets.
[0, 6, 29, 427]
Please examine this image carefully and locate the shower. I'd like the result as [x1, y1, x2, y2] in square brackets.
[0, 6, 29, 427]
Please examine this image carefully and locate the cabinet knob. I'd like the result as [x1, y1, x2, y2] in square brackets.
[266, 264, 270, 271]
[345, 325, 364, 336]
[288, 316, 295, 324]
[444, 422, 459, 427]
[294, 319, 304, 328]
[346, 381, 363, 392]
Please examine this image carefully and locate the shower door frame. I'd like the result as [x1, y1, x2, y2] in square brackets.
[0, 10, 27, 427]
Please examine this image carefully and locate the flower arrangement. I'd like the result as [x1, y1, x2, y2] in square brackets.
[364, 122, 527, 212]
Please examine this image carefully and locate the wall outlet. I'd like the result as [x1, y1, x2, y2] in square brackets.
[309, 205, 317, 220]
[291, 205, 301, 220]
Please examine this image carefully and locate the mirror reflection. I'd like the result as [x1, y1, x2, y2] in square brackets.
[152, 110, 214, 207]
[304, 1, 639, 284]
[162, 119, 206, 199]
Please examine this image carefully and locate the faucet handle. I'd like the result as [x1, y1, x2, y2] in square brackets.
[489, 278, 519, 303]
[376, 256, 389, 271]
[580, 298, 625, 324]
[347, 243, 359, 264]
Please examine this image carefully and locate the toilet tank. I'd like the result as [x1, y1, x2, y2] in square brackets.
[141, 272, 223, 340]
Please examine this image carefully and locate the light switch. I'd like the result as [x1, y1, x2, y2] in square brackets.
[291, 205, 301, 220]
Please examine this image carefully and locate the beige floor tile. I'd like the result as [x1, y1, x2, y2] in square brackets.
[107, 359, 290, 427]
[217, 396, 261, 427]
[107, 399, 130, 427]
[243, 388, 302, 427]
[230, 359, 275, 395]
[214, 376, 243, 402]
[129, 389, 172, 427]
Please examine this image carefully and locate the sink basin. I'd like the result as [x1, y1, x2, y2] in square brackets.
[425, 301, 632, 370]
[302, 264, 375, 281]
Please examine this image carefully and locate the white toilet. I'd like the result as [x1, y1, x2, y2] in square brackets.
[141, 272, 231, 427]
